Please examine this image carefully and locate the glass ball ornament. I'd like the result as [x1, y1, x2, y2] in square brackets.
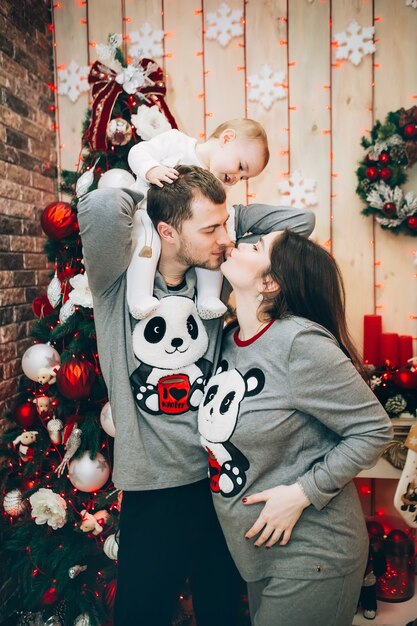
[14, 401, 37, 428]
[55, 357, 96, 400]
[383, 202, 397, 217]
[68, 451, 110, 492]
[100, 402, 115, 437]
[21, 344, 60, 382]
[380, 167, 393, 181]
[407, 216, 417, 231]
[3, 489, 26, 516]
[103, 533, 119, 560]
[41, 201, 78, 240]
[106, 117, 133, 146]
[97, 168, 135, 189]
[365, 166, 379, 181]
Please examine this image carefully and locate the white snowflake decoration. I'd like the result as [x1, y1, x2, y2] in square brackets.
[248, 65, 286, 111]
[57, 60, 90, 103]
[129, 22, 164, 59]
[206, 2, 243, 48]
[278, 170, 318, 208]
[334, 20, 376, 66]
[406, 0, 417, 8]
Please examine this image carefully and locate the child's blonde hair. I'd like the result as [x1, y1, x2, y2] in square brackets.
[209, 118, 269, 168]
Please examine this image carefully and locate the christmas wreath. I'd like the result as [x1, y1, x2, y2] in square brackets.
[356, 105, 417, 236]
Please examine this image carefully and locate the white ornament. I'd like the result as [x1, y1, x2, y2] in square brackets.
[97, 168, 136, 189]
[22, 343, 61, 382]
[57, 60, 90, 103]
[96, 33, 124, 73]
[334, 20, 376, 66]
[47, 418, 64, 445]
[69, 273, 93, 309]
[206, 2, 243, 48]
[74, 614, 92, 626]
[59, 299, 76, 324]
[278, 170, 318, 208]
[100, 402, 116, 437]
[68, 451, 111, 492]
[247, 65, 287, 111]
[103, 533, 119, 560]
[3, 489, 26, 516]
[76, 162, 98, 198]
[406, 0, 417, 8]
[131, 105, 172, 141]
[129, 22, 164, 59]
[47, 271, 62, 308]
[366, 181, 417, 227]
[69, 564, 88, 579]
[29, 488, 67, 530]
[115, 59, 157, 95]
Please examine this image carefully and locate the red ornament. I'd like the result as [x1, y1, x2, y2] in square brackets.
[32, 294, 55, 318]
[41, 201, 79, 240]
[383, 202, 396, 217]
[40, 586, 59, 606]
[393, 368, 417, 390]
[386, 529, 408, 543]
[404, 124, 417, 139]
[407, 216, 417, 230]
[14, 402, 37, 428]
[365, 167, 379, 181]
[380, 167, 392, 181]
[366, 520, 384, 538]
[56, 357, 96, 399]
[379, 151, 390, 165]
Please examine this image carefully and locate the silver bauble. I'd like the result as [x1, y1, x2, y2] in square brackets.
[3, 489, 26, 516]
[21, 344, 60, 382]
[103, 533, 119, 560]
[68, 451, 110, 492]
[47, 418, 64, 444]
[47, 271, 62, 308]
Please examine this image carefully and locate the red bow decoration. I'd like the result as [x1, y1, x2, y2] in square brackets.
[86, 58, 177, 151]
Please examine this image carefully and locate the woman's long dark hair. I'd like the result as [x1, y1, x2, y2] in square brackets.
[260, 230, 365, 376]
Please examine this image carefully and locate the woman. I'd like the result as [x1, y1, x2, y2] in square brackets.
[198, 230, 393, 626]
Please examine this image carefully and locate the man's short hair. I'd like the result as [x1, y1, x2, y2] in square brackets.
[147, 165, 226, 232]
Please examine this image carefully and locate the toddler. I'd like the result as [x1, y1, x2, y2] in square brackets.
[127, 118, 269, 319]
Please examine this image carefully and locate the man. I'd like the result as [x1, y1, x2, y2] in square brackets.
[78, 166, 315, 626]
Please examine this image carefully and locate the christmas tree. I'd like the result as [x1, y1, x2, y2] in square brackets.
[0, 36, 180, 626]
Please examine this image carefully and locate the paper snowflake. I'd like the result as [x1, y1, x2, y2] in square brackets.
[278, 171, 318, 208]
[248, 65, 286, 111]
[206, 2, 243, 47]
[129, 22, 164, 59]
[406, 0, 417, 8]
[334, 20, 375, 66]
[57, 60, 90, 103]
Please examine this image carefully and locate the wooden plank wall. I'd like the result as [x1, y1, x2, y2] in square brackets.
[53, 0, 417, 357]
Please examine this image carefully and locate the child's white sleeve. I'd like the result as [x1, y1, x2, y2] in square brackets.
[128, 129, 183, 182]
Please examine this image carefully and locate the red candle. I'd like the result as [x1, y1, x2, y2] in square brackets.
[380, 333, 399, 366]
[363, 315, 382, 365]
[398, 335, 413, 367]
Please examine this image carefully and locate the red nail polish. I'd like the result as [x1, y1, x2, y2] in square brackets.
[242, 497, 247, 503]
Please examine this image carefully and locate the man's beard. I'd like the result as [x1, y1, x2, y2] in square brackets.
[178, 240, 224, 270]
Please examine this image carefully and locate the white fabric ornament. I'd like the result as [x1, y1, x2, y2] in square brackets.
[115, 59, 157, 95]
[47, 271, 62, 308]
[3, 489, 26, 516]
[97, 168, 136, 189]
[131, 105, 172, 141]
[103, 533, 119, 560]
[55, 427, 82, 477]
[394, 423, 417, 527]
[76, 161, 99, 198]
[29, 488, 67, 530]
[206, 2, 243, 47]
[100, 402, 116, 437]
[334, 20, 376, 66]
[68, 451, 110, 492]
[47, 418, 64, 445]
[22, 344, 61, 382]
[69, 273, 93, 308]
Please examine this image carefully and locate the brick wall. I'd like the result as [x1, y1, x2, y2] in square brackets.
[0, 0, 57, 422]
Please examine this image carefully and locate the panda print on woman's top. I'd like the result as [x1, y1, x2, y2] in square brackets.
[198, 360, 265, 498]
[130, 296, 212, 416]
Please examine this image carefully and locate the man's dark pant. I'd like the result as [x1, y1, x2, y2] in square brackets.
[114, 478, 243, 626]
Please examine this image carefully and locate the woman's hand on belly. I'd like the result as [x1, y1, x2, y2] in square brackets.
[243, 483, 310, 548]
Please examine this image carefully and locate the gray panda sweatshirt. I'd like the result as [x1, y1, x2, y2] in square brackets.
[77, 187, 315, 490]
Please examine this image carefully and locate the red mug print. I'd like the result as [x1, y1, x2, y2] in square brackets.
[157, 374, 191, 414]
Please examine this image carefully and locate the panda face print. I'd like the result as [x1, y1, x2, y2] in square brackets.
[198, 363, 265, 443]
[132, 296, 209, 370]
